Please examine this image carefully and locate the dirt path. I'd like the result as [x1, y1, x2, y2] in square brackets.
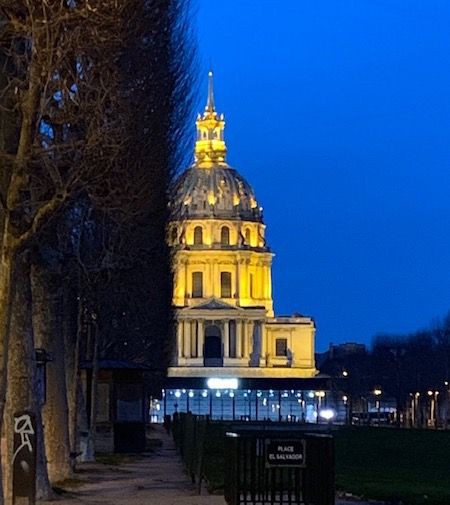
[40, 425, 382, 505]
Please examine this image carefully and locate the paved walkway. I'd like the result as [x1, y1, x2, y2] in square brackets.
[40, 426, 226, 505]
[40, 425, 382, 505]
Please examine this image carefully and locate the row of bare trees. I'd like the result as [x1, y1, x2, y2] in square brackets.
[367, 316, 450, 425]
[0, 1, 195, 503]
[322, 313, 450, 424]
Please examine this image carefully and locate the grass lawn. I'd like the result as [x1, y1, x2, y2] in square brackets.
[198, 423, 450, 504]
[334, 427, 450, 504]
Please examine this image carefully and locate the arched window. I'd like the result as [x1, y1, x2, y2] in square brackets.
[193, 226, 203, 245]
[245, 228, 251, 245]
[192, 272, 203, 298]
[221, 272, 232, 298]
[221, 226, 230, 245]
[171, 226, 178, 244]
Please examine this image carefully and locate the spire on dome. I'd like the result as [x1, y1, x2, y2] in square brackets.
[205, 70, 215, 113]
[195, 70, 227, 168]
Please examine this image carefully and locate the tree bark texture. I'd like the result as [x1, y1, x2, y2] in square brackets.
[31, 259, 72, 482]
[0, 24, 51, 504]
[3, 253, 52, 503]
[63, 278, 81, 460]
[83, 320, 99, 462]
[0, 250, 14, 505]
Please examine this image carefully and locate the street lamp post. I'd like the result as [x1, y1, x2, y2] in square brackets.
[373, 388, 382, 426]
[427, 390, 439, 428]
[315, 391, 325, 423]
[434, 391, 439, 428]
[342, 370, 350, 424]
[343, 395, 349, 425]
[413, 392, 420, 428]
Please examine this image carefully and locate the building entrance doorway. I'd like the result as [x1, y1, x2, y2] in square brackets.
[204, 325, 223, 367]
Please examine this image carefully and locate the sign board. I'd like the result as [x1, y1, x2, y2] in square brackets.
[13, 411, 36, 502]
[266, 439, 306, 468]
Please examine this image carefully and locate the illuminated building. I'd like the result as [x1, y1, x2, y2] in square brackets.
[153, 72, 329, 422]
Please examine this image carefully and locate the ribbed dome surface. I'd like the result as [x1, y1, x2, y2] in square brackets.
[171, 165, 263, 222]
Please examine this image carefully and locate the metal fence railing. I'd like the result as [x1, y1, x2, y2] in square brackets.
[171, 412, 207, 493]
[224, 429, 334, 505]
[170, 414, 334, 504]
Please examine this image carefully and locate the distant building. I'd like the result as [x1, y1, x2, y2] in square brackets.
[151, 72, 329, 422]
[328, 342, 367, 358]
[316, 342, 367, 369]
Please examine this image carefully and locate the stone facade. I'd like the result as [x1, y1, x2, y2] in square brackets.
[168, 72, 317, 381]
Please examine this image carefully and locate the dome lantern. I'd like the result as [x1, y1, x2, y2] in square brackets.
[195, 70, 227, 167]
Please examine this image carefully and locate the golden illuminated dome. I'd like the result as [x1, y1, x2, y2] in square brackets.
[171, 164, 263, 222]
[170, 71, 263, 223]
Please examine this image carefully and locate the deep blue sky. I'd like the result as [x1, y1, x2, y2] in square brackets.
[192, 1, 450, 352]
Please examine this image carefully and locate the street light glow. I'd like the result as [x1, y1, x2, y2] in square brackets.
[207, 378, 239, 390]
[319, 409, 335, 421]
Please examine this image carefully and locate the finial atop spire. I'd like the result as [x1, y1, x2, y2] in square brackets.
[205, 70, 215, 113]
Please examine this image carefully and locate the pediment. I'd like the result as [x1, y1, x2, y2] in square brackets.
[188, 297, 238, 311]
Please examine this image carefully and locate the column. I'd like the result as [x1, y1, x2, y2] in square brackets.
[191, 321, 197, 357]
[236, 320, 242, 358]
[177, 261, 185, 300]
[213, 261, 219, 298]
[223, 320, 230, 358]
[177, 321, 183, 360]
[236, 259, 241, 303]
[184, 260, 189, 300]
[263, 264, 268, 300]
[255, 264, 261, 301]
[173, 262, 179, 298]
[183, 320, 191, 358]
[198, 319, 204, 358]
[257, 262, 263, 300]
[248, 321, 254, 360]
[243, 260, 250, 299]
[206, 260, 213, 298]
[267, 263, 273, 301]
[260, 320, 266, 366]
[241, 321, 247, 358]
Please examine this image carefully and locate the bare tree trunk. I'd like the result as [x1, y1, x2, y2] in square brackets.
[0, 249, 14, 505]
[64, 276, 81, 462]
[31, 259, 72, 483]
[4, 253, 52, 504]
[83, 319, 99, 462]
[0, 19, 43, 502]
[65, 274, 89, 464]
